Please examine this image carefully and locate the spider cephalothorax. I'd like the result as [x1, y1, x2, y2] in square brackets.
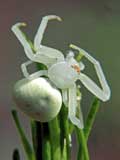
[12, 15, 111, 129]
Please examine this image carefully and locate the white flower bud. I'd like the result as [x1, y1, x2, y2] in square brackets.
[12, 77, 62, 122]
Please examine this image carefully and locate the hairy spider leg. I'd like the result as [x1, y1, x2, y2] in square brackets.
[21, 60, 48, 79]
[34, 15, 62, 50]
[68, 84, 84, 129]
[70, 44, 111, 102]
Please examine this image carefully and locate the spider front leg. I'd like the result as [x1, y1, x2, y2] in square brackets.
[12, 20, 64, 67]
[68, 84, 84, 129]
[11, 23, 37, 61]
[34, 15, 62, 50]
[70, 44, 111, 101]
[21, 60, 48, 79]
[12, 23, 56, 63]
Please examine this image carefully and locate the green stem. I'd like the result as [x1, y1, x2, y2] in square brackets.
[48, 117, 61, 160]
[42, 123, 51, 160]
[11, 110, 35, 160]
[42, 137, 51, 160]
[31, 121, 51, 160]
[84, 98, 100, 140]
[76, 128, 90, 160]
[78, 98, 100, 160]
[30, 120, 37, 159]
[59, 104, 72, 160]
[63, 117, 71, 160]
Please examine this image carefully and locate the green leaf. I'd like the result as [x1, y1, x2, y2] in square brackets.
[84, 97, 100, 140]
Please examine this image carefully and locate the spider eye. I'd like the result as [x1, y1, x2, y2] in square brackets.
[12, 78, 62, 122]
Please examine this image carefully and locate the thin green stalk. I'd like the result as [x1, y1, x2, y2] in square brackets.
[62, 140, 67, 160]
[11, 110, 35, 160]
[59, 104, 72, 160]
[30, 120, 37, 159]
[30, 121, 51, 160]
[76, 128, 90, 160]
[84, 98, 100, 140]
[63, 115, 71, 160]
[78, 98, 100, 160]
[42, 137, 51, 160]
[42, 123, 51, 160]
[48, 117, 61, 160]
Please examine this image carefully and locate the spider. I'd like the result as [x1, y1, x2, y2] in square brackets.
[12, 15, 111, 129]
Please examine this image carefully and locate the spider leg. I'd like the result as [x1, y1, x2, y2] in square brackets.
[34, 15, 62, 50]
[33, 15, 64, 65]
[21, 60, 48, 79]
[70, 44, 111, 101]
[62, 89, 68, 107]
[79, 62, 85, 71]
[11, 23, 37, 61]
[68, 84, 84, 129]
[21, 60, 33, 77]
[12, 23, 62, 66]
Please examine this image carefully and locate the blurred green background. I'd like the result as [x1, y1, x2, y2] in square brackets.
[0, 0, 120, 159]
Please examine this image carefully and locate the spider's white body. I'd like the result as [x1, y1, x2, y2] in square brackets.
[13, 77, 62, 122]
[12, 15, 111, 129]
[48, 61, 78, 89]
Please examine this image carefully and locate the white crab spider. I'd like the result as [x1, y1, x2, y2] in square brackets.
[11, 15, 111, 129]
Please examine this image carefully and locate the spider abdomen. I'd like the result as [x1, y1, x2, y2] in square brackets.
[12, 78, 62, 122]
[48, 62, 78, 89]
